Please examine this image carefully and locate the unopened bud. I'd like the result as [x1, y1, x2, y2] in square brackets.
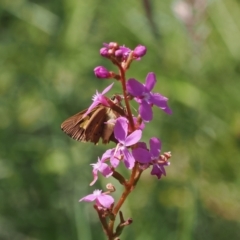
[115, 49, 123, 57]
[106, 183, 115, 192]
[133, 45, 147, 58]
[100, 47, 109, 57]
[108, 42, 119, 49]
[94, 66, 111, 78]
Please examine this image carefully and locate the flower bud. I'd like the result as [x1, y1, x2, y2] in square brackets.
[115, 49, 123, 57]
[94, 66, 111, 78]
[108, 42, 119, 49]
[100, 47, 109, 57]
[133, 45, 147, 58]
[119, 46, 131, 58]
[106, 183, 115, 192]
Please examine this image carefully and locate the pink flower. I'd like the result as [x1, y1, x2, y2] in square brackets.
[90, 149, 113, 186]
[79, 190, 114, 209]
[83, 83, 114, 117]
[110, 117, 142, 169]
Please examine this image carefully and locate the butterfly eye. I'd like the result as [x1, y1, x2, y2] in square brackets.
[111, 94, 123, 104]
[111, 95, 116, 101]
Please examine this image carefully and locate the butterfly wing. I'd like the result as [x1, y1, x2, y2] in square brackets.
[82, 107, 107, 144]
[61, 97, 126, 145]
[61, 106, 107, 144]
[101, 108, 119, 144]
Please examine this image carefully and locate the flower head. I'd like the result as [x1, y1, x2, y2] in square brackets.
[148, 137, 169, 179]
[126, 72, 172, 122]
[107, 117, 142, 169]
[132, 137, 170, 179]
[79, 189, 114, 209]
[83, 83, 114, 117]
[90, 149, 113, 186]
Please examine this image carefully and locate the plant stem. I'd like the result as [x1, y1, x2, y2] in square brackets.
[116, 63, 135, 131]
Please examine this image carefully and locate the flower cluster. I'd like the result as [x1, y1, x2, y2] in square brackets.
[68, 42, 172, 239]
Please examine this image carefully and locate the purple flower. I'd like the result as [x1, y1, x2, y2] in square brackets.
[79, 189, 114, 209]
[83, 83, 113, 117]
[132, 137, 170, 179]
[148, 137, 170, 179]
[126, 72, 172, 122]
[150, 160, 170, 179]
[108, 117, 142, 169]
[90, 149, 113, 186]
[133, 45, 147, 59]
[94, 66, 111, 78]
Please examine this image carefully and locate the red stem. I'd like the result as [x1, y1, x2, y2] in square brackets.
[115, 62, 135, 131]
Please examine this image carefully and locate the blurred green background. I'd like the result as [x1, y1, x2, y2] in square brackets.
[1, 0, 240, 239]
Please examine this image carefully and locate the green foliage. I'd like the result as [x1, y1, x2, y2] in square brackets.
[0, 0, 240, 239]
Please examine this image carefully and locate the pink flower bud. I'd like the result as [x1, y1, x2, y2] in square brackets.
[133, 45, 147, 58]
[94, 66, 110, 78]
[115, 49, 123, 57]
[100, 47, 109, 57]
[108, 42, 118, 49]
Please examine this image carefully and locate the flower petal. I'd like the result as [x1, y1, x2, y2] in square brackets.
[97, 194, 114, 208]
[149, 93, 167, 105]
[122, 148, 135, 169]
[110, 155, 121, 168]
[150, 93, 172, 114]
[132, 147, 151, 163]
[149, 137, 161, 158]
[102, 82, 114, 95]
[90, 162, 99, 186]
[151, 165, 163, 179]
[101, 149, 114, 162]
[90, 175, 98, 186]
[158, 164, 166, 176]
[125, 130, 142, 146]
[79, 193, 98, 202]
[114, 117, 128, 143]
[98, 163, 113, 177]
[126, 78, 145, 96]
[139, 101, 153, 122]
[83, 101, 99, 117]
[136, 141, 148, 149]
[145, 72, 156, 92]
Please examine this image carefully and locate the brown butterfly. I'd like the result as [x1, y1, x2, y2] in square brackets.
[61, 96, 126, 145]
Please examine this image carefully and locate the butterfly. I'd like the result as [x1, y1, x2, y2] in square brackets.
[61, 96, 125, 144]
